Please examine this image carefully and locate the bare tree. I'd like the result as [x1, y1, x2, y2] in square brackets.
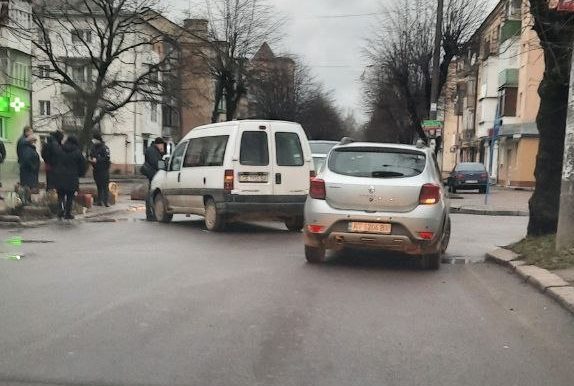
[363, 0, 487, 143]
[191, 0, 285, 123]
[31, 0, 179, 148]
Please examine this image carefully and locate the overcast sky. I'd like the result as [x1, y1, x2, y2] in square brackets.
[164, 0, 499, 122]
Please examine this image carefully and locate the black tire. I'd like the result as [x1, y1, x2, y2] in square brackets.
[441, 216, 451, 254]
[305, 245, 326, 264]
[285, 217, 304, 232]
[145, 198, 156, 222]
[204, 198, 226, 232]
[421, 252, 441, 270]
[451, 187, 457, 194]
[479, 186, 487, 194]
[154, 193, 173, 223]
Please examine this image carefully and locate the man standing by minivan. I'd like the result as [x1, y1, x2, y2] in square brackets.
[142, 137, 165, 221]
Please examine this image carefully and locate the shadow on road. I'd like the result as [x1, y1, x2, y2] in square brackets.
[167, 218, 288, 234]
[321, 248, 425, 271]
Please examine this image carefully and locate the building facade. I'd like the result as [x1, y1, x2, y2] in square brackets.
[441, 0, 543, 187]
[0, 0, 32, 177]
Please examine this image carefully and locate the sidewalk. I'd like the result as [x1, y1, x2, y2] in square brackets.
[449, 187, 531, 216]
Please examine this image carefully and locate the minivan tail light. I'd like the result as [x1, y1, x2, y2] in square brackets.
[310, 178, 326, 200]
[419, 184, 441, 205]
[224, 169, 234, 192]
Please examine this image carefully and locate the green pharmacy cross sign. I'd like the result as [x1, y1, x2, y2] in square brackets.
[0, 95, 28, 115]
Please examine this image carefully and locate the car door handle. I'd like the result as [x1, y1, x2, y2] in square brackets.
[275, 173, 282, 184]
[177, 172, 181, 183]
[203, 177, 206, 185]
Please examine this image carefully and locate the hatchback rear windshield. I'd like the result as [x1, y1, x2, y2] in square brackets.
[456, 163, 486, 172]
[328, 147, 426, 178]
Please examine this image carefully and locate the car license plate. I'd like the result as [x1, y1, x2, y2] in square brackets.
[466, 180, 478, 184]
[239, 173, 268, 183]
[349, 222, 392, 234]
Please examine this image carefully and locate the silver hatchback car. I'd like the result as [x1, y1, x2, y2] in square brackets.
[304, 141, 450, 269]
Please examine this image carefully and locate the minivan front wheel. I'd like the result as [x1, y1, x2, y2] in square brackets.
[204, 198, 226, 232]
[154, 193, 173, 223]
[305, 245, 326, 264]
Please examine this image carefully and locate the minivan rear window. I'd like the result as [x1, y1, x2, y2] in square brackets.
[328, 147, 426, 178]
[276, 132, 304, 166]
[240, 131, 269, 166]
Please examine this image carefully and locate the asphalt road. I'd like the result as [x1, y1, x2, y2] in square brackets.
[1, 213, 573, 386]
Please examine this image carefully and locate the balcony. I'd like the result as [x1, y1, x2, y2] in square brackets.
[61, 115, 84, 132]
[500, 19, 521, 44]
[498, 68, 519, 89]
[61, 81, 94, 96]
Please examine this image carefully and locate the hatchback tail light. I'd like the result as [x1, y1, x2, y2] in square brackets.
[419, 184, 441, 205]
[224, 169, 234, 192]
[310, 178, 326, 200]
[455, 173, 465, 180]
[480, 172, 488, 179]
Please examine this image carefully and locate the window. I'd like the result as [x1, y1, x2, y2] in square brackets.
[183, 136, 229, 168]
[71, 29, 92, 44]
[329, 147, 426, 178]
[39, 100, 51, 116]
[276, 132, 304, 166]
[0, 117, 5, 139]
[240, 131, 269, 166]
[169, 141, 187, 172]
[38, 65, 50, 78]
[499, 87, 518, 117]
[12, 62, 30, 88]
[151, 102, 158, 122]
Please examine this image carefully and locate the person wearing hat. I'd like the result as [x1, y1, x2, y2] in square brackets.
[142, 137, 166, 220]
[41, 130, 64, 191]
[89, 132, 111, 207]
[53, 135, 87, 219]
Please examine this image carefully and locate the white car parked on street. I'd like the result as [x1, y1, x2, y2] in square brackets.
[150, 120, 315, 231]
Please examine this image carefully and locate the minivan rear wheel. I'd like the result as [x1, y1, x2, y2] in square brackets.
[285, 217, 304, 232]
[205, 198, 226, 232]
[305, 245, 326, 264]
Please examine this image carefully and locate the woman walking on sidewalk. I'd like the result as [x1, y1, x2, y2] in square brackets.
[53, 136, 87, 220]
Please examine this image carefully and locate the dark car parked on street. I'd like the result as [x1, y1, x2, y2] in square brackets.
[447, 162, 489, 194]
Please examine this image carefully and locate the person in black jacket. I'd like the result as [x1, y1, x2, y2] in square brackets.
[41, 130, 64, 191]
[89, 132, 111, 207]
[142, 137, 165, 220]
[17, 126, 33, 164]
[19, 135, 40, 190]
[53, 135, 87, 220]
[0, 138, 6, 198]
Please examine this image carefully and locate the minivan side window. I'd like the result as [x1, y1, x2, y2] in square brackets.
[240, 131, 269, 166]
[183, 135, 229, 168]
[276, 132, 304, 166]
[169, 141, 187, 171]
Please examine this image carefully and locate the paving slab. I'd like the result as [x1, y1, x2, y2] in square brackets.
[485, 248, 520, 265]
[527, 270, 570, 292]
[552, 268, 574, 284]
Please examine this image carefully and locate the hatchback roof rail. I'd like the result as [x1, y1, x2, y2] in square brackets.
[339, 137, 355, 145]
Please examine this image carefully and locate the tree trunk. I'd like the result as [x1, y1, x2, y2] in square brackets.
[527, 0, 574, 236]
[528, 68, 568, 235]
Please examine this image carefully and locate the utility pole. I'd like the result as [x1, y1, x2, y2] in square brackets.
[429, 0, 444, 121]
[556, 42, 574, 251]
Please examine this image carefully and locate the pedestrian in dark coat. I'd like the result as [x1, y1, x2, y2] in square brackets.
[89, 132, 111, 207]
[19, 135, 40, 190]
[41, 130, 64, 191]
[16, 126, 33, 164]
[53, 135, 87, 220]
[0, 138, 6, 197]
[142, 137, 165, 221]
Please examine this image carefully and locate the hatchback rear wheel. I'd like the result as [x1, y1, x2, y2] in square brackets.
[305, 245, 326, 264]
[421, 252, 441, 270]
[285, 217, 304, 232]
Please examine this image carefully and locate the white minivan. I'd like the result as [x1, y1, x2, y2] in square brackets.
[150, 120, 315, 231]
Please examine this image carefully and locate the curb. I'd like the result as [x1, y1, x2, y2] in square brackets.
[486, 248, 574, 316]
[0, 205, 144, 228]
[450, 207, 529, 216]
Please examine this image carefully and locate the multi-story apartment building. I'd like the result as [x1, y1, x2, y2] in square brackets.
[0, 0, 32, 174]
[31, 3, 164, 172]
[442, 0, 543, 187]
